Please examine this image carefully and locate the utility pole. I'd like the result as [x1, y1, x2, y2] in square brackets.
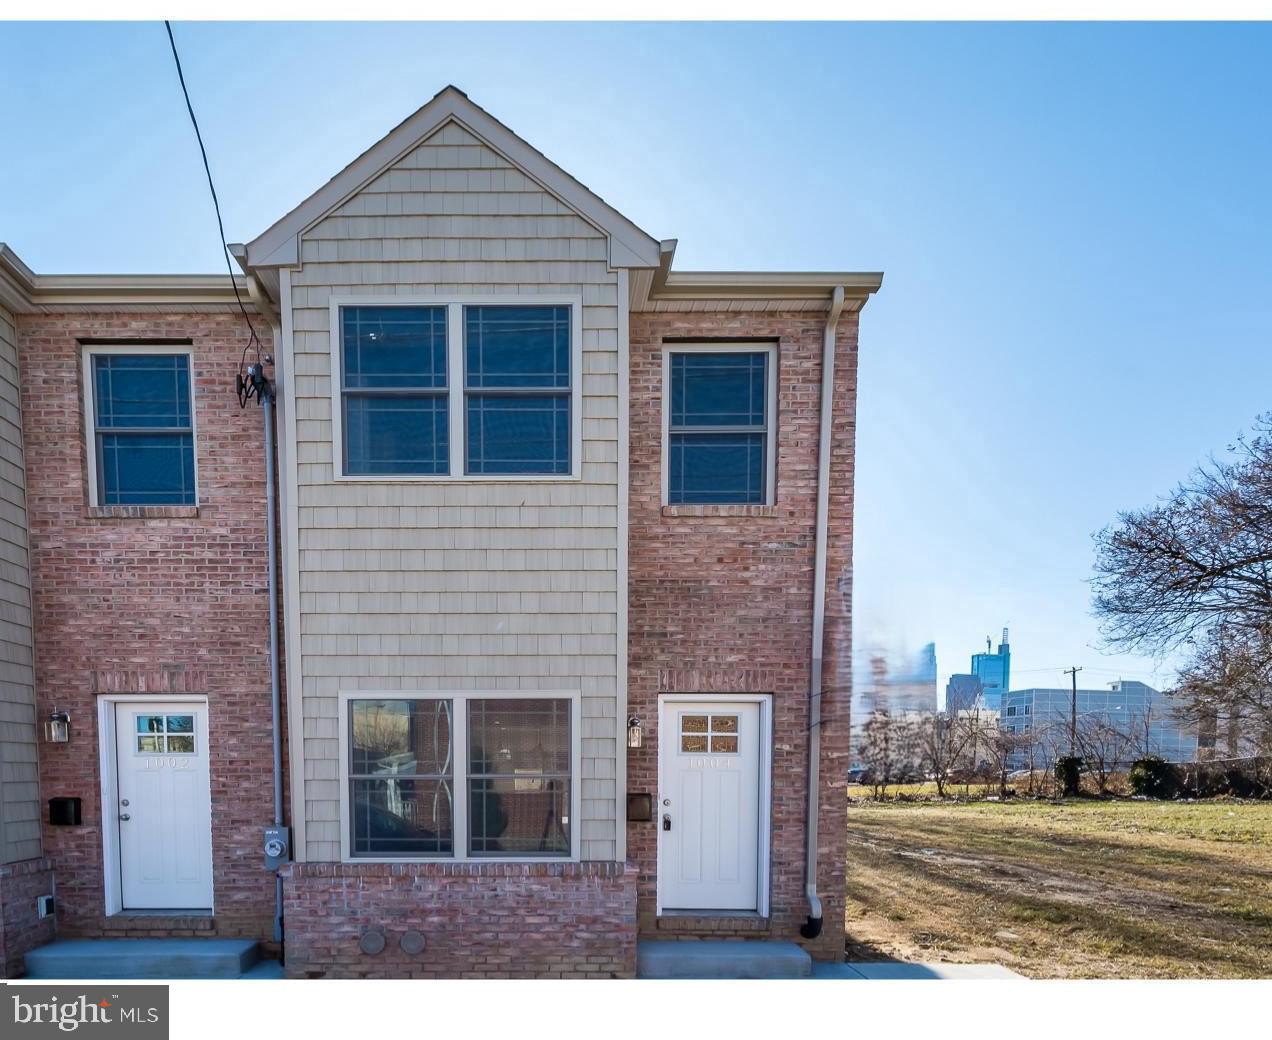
[1064, 666, 1083, 755]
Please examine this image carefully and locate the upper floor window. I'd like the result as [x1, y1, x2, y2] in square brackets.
[464, 305, 571, 475]
[334, 300, 577, 479]
[341, 306, 449, 475]
[665, 346, 776, 505]
[87, 350, 196, 506]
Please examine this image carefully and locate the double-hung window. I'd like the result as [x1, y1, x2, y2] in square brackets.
[341, 306, 449, 475]
[665, 345, 776, 505]
[345, 693, 575, 860]
[335, 301, 576, 478]
[87, 349, 196, 506]
[464, 305, 571, 475]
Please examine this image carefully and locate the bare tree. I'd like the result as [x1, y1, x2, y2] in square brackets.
[982, 726, 1030, 798]
[1123, 700, 1157, 760]
[953, 708, 1001, 794]
[917, 712, 972, 798]
[1093, 415, 1272, 656]
[861, 711, 924, 798]
[860, 711, 898, 799]
[1170, 624, 1272, 759]
[1074, 715, 1132, 795]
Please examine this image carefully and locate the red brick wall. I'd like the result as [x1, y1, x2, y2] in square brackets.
[627, 310, 858, 960]
[0, 857, 56, 977]
[17, 311, 280, 944]
[280, 861, 637, 978]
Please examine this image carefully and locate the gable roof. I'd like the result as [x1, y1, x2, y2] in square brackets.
[242, 86, 661, 272]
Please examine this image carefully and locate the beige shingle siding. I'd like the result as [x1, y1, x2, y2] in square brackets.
[289, 122, 620, 862]
[0, 303, 40, 865]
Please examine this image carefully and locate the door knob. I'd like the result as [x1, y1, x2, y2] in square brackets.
[119, 814, 131, 821]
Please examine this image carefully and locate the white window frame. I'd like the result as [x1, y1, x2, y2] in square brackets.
[329, 295, 583, 482]
[661, 342, 778, 507]
[337, 689, 582, 863]
[82, 343, 200, 508]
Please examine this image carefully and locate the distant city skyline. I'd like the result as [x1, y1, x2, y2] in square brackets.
[2, 22, 1269, 689]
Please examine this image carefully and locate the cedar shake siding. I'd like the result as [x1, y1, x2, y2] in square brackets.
[282, 119, 623, 864]
[0, 299, 50, 979]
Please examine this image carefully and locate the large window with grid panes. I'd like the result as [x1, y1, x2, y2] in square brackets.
[342, 692, 578, 861]
[334, 299, 580, 480]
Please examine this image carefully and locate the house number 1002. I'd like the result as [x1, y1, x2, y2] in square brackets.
[143, 757, 193, 770]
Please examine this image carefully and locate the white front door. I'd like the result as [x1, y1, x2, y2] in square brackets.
[658, 699, 763, 912]
[113, 702, 213, 910]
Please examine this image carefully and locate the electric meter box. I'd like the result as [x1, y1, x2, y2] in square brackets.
[263, 825, 291, 869]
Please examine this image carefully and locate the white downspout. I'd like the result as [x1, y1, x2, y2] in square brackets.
[802, 285, 845, 939]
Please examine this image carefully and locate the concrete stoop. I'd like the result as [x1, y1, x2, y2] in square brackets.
[637, 939, 812, 979]
[25, 938, 261, 980]
[812, 961, 1026, 980]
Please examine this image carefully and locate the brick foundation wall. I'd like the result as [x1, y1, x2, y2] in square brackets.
[0, 857, 56, 978]
[17, 311, 280, 944]
[280, 861, 637, 978]
[627, 310, 857, 960]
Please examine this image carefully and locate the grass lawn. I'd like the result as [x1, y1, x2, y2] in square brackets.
[843, 798, 1272, 978]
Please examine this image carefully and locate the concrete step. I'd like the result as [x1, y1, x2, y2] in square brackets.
[637, 939, 812, 979]
[25, 938, 260, 980]
[813, 960, 1025, 980]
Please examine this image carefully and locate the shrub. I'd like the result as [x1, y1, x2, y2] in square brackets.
[1129, 755, 1179, 799]
[1055, 756, 1084, 797]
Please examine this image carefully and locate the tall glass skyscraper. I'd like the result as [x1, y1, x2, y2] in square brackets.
[970, 629, 1011, 711]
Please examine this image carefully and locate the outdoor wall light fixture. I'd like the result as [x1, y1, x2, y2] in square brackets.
[627, 716, 643, 749]
[45, 710, 70, 743]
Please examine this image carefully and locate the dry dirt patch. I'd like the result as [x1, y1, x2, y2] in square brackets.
[843, 799, 1272, 979]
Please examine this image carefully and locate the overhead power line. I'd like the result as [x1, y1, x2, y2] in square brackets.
[162, 20, 267, 407]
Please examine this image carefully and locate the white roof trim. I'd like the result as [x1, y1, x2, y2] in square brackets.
[1, 243, 251, 313]
[243, 86, 661, 272]
[630, 239, 884, 312]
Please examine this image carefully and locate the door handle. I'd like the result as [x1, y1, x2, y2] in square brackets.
[662, 814, 672, 831]
[119, 814, 131, 821]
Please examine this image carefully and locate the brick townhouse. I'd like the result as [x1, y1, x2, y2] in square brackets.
[0, 87, 880, 979]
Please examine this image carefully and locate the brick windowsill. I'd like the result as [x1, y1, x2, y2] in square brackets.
[660, 504, 779, 519]
[86, 505, 200, 520]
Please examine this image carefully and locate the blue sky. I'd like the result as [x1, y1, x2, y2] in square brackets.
[3, 22, 1270, 697]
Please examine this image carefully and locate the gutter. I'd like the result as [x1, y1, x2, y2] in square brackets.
[801, 284, 846, 941]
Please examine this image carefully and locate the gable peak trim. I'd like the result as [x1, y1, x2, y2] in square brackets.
[243, 88, 660, 272]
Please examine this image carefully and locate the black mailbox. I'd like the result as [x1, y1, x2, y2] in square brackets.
[48, 797, 82, 826]
[626, 793, 653, 822]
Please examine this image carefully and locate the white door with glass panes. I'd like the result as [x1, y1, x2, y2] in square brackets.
[658, 700, 762, 911]
[114, 702, 213, 909]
